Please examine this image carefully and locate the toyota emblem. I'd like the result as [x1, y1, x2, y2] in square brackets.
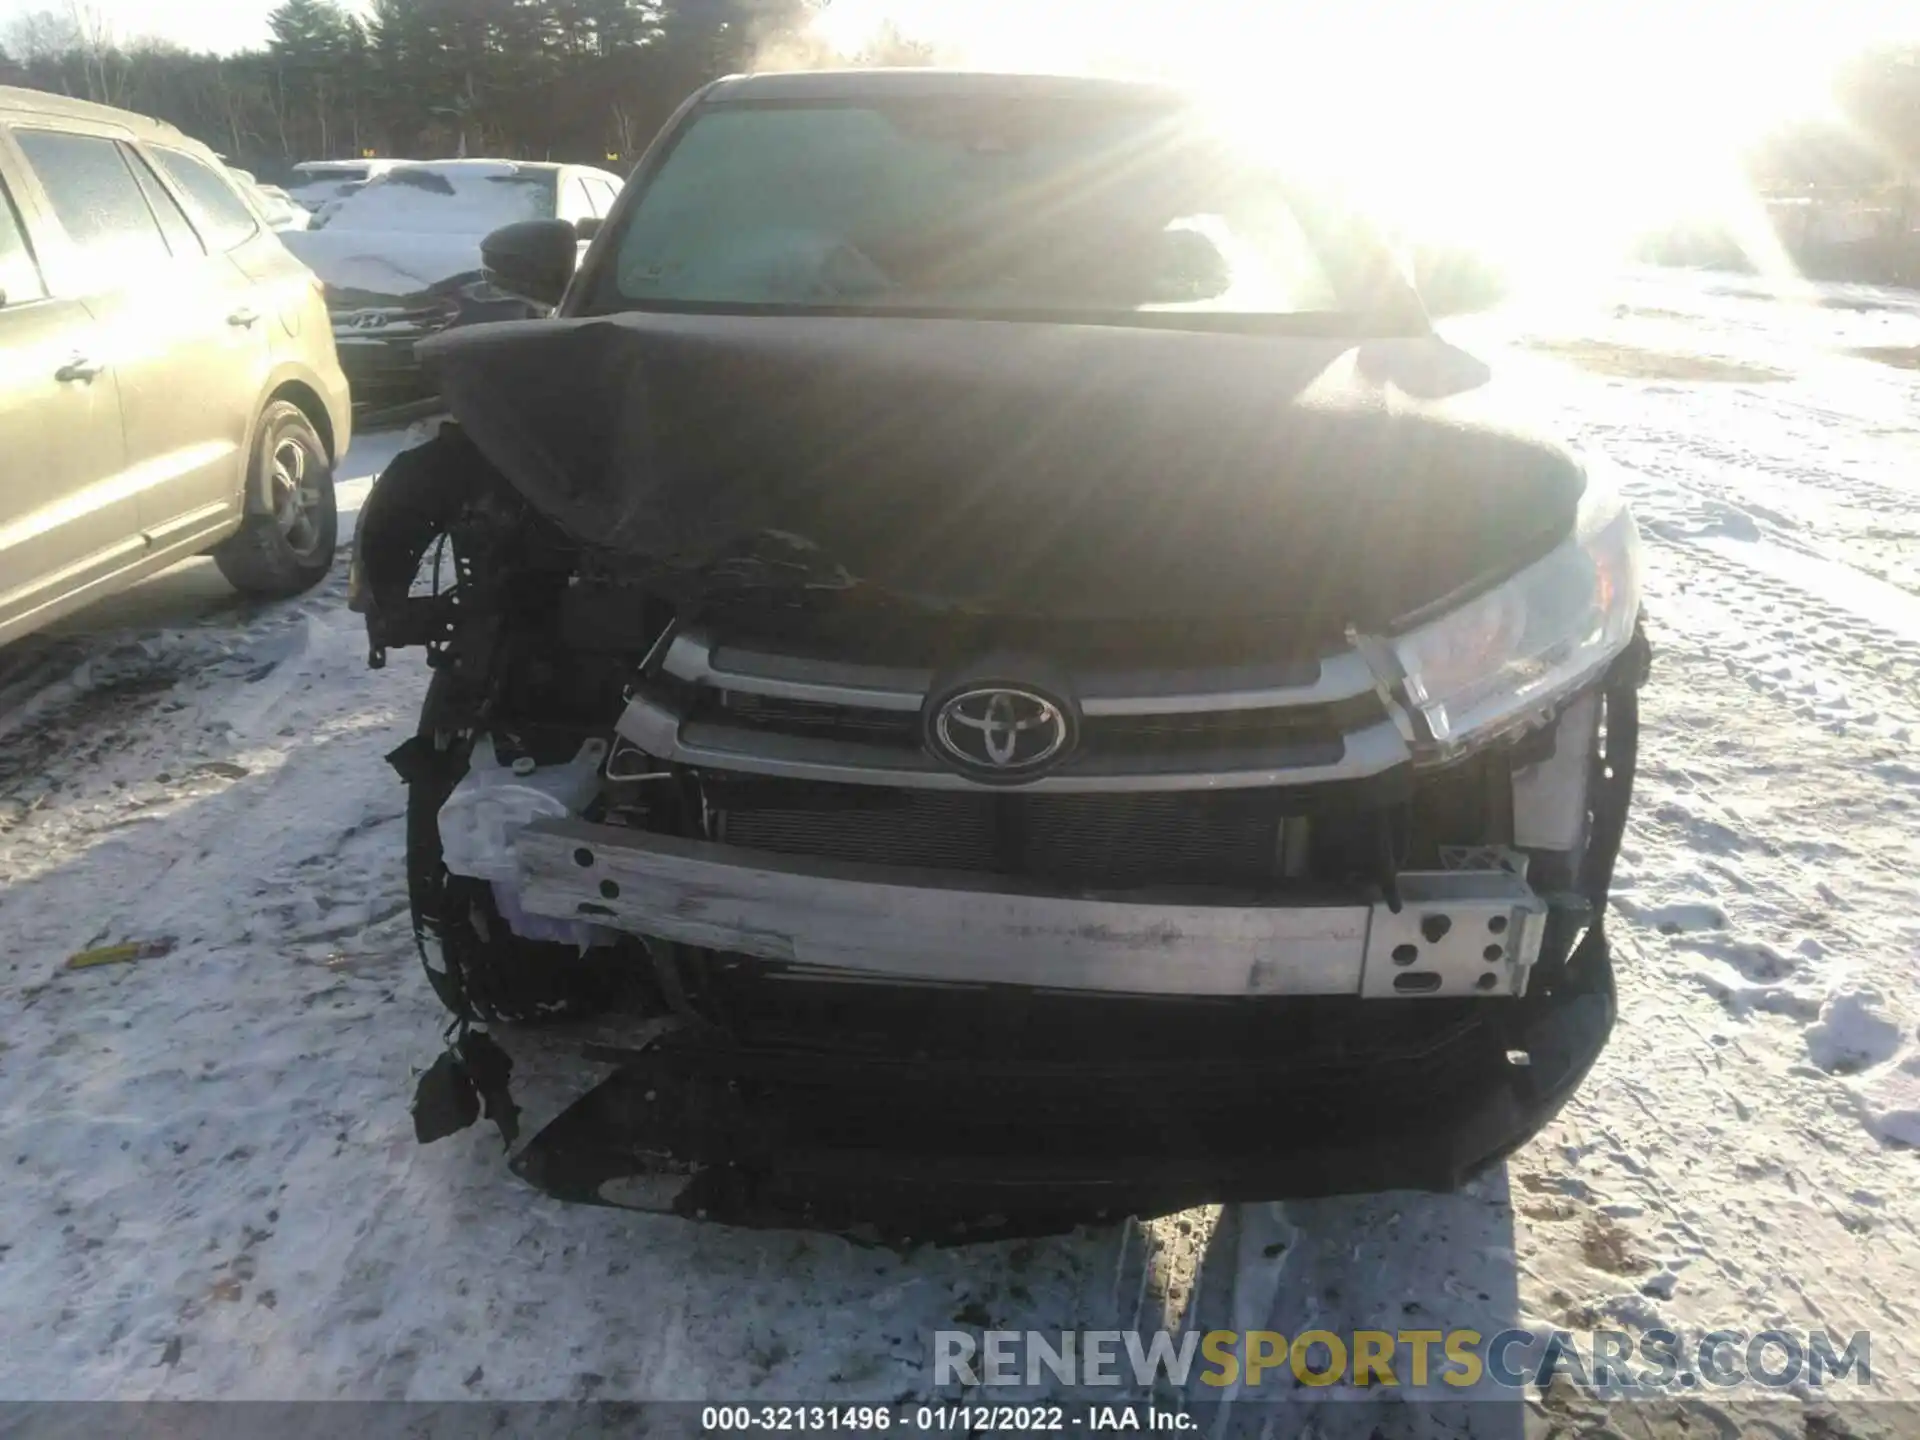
[929, 686, 1073, 779]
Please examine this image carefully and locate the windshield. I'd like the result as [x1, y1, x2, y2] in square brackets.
[605, 99, 1349, 321]
[294, 166, 368, 185]
[316, 167, 556, 234]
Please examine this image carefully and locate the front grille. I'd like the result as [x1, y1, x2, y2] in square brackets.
[714, 691, 919, 743]
[723, 790, 998, 872]
[623, 626, 1416, 794]
[718, 785, 1285, 889]
[1082, 697, 1380, 758]
[710, 690, 1379, 760]
[1022, 792, 1284, 887]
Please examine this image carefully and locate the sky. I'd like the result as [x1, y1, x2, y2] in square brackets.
[0, 0, 355, 54]
[4, 0, 1913, 75]
[812, 0, 1920, 262]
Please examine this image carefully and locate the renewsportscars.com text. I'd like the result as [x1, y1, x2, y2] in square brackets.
[934, 1328, 1871, 1393]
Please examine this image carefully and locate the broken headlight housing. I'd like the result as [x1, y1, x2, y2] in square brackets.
[1375, 460, 1642, 763]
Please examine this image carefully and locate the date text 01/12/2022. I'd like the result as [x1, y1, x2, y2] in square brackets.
[699, 1406, 1195, 1432]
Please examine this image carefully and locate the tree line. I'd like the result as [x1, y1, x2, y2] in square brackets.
[0, 0, 931, 176]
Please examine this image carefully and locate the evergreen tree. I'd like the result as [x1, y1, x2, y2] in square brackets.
[265, 0, 357, 156]
[0, 0, 918, 171]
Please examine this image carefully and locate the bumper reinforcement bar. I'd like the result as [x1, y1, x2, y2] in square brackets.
[516, 819, 1548, 999]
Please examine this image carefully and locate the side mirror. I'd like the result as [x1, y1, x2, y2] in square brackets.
[481, 219, 578, 309]
[575, 215, 604, 242]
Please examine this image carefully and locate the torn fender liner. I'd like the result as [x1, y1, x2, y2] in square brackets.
[421, 314, 1587, 625]
[351, 423, 489, 660]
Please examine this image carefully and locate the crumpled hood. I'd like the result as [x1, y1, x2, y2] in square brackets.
[281, 229, 482, 301]
[421, 312, 1586, 628]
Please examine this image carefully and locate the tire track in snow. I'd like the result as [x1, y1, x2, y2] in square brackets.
[1469, 295, 1920, 1404]
[1597, 414, 1919, 520]
[1647, 531, 1920, 737]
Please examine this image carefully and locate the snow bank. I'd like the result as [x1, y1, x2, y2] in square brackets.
[1806, 989, 1905, 1076]
[1858, 1056, 1920, 1147]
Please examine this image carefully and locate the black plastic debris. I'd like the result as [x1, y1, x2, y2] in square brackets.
[411, 1049, 479, 1144]
[411, 1030, 520, 1149]
[461, 1030, 520, 1148]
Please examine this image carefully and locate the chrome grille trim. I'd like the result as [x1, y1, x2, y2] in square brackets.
[625, 627, 1412, 791]
[663, 629, 1380, 716]
[619, 691, 1410, 792]
[663, 630, 928, 711]
[1077, 651, 1379, 715]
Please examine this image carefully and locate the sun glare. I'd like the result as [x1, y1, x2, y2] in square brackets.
[810, 0, 1911, 282]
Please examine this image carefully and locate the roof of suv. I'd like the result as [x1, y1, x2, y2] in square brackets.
[702, 68, 1189, 106]
[0, 83, 187, 140]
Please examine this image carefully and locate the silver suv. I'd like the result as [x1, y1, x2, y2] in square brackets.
[0, 86, 352, 647]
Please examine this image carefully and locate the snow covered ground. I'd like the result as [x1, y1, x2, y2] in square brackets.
[1, 272, 1918, 1431]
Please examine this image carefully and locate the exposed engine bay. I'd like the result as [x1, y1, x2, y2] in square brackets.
[352, 308, 1648, 1240]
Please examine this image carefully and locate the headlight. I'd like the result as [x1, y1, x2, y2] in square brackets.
[1371, 460, 1642, 761]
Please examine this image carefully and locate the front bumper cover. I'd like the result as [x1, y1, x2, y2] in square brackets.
[506, 926, 1615, 1242]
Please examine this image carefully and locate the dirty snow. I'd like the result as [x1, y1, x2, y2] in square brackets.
[2, 267, 1919, 1431]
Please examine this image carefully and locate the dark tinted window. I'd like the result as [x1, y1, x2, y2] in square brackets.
[0, 175, 46, 304]
[13, 127, 171, 274]
[125, 148, 207, 258]
[150, 147, 259, 249]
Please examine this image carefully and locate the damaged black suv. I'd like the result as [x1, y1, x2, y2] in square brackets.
[352, 69, 1648, 1240]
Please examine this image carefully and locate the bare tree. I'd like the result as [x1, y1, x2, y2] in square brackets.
[58, 0, 129, 104]
[2, 7, 82, 66]
[608, 98, 645, 157]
